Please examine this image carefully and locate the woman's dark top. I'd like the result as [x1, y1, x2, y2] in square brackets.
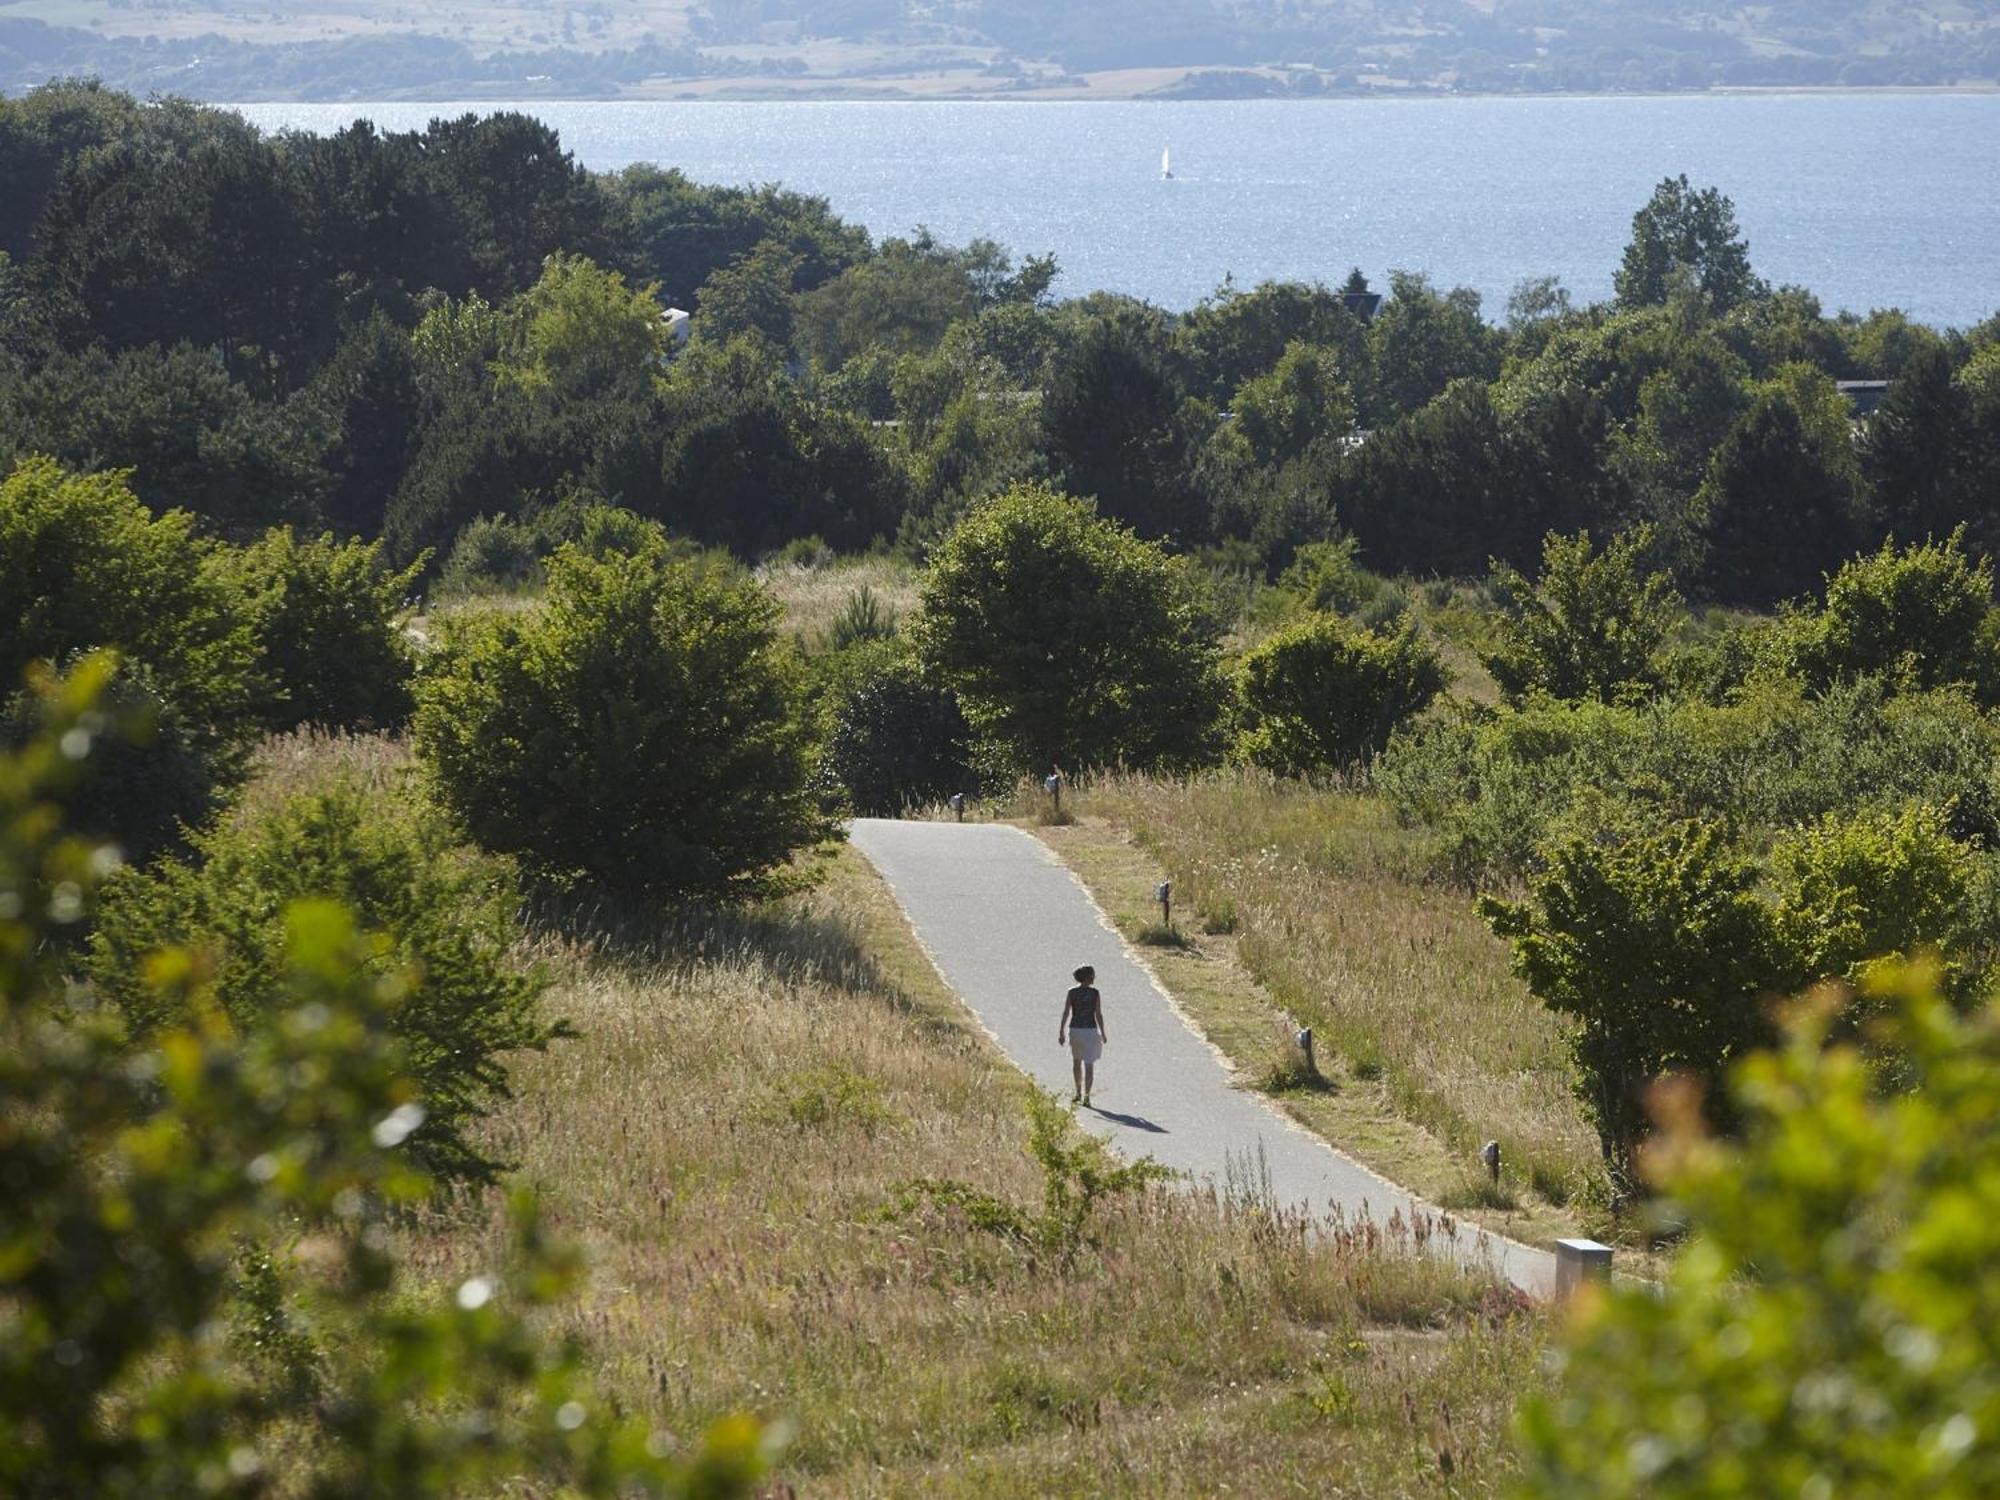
[1067, 985, 1101, 1030]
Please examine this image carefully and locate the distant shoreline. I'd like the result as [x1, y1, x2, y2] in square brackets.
[213, 81, 2000, 108]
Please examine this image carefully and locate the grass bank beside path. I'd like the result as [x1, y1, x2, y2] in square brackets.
[343, 792, 1542, 1493]
[996, 773, 1612, 1242]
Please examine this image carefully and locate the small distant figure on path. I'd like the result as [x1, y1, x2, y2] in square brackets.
[1059, 964, 1107, 1106]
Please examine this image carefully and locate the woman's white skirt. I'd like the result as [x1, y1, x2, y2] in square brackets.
[1069, 1027, 1103, 1064]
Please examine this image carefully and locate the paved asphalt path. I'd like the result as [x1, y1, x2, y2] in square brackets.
[851, 817, 1557, 1297]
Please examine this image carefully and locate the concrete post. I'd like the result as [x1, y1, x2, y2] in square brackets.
[1554, 1238, 1613, 1299]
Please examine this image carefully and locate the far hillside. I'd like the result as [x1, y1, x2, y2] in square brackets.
[3, 0, 1998, 96]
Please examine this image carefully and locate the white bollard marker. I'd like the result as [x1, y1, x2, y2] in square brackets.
[1553, 1238, 1613, 1300]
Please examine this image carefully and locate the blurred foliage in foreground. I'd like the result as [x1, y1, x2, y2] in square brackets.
[0, 655, 769, 1498]
[1519, 962, 2000, 1497]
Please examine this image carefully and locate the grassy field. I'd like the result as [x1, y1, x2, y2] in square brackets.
[240, 732, 1547, 1494]
[1018, 810, 1596, 1255]
[998, 774, 1608, 1230]
[757, 554, 923, 645]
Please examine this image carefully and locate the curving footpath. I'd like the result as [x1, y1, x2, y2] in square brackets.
[851, 817, 1556, 1297]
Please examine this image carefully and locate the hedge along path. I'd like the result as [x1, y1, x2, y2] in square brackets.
[850, 817, 1557, 1296]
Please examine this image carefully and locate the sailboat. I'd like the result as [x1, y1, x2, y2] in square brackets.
[1161, 146, 1174, 180]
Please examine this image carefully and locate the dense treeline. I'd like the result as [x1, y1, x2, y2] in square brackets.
[5, 85, 1997, 612]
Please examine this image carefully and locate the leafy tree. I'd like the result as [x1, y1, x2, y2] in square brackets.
[496, 251, 666, 402]
[1864, 342, 1977, 542]
[692, 240, 801, 350]
[0, 660, 768, 1497]
[654, 356, 907, 556]
[1614, 175, 1765, 314]
[1770, 803, 1986, 999]
[1484, 528, 1682, 705]
[0, 661, 223, 868]
[914, 484, 1228, 773]
[612, 163, 869, 310]
[439, 513, 544, 593]
[26, 102, 313, 362]
[283, 118, 468, 315]
[1039, 315, 1208, 542]
[0, 455, 258, 757]
[0, 80, 150, 263]
[409, 289, 507, 405]
[219, 528, 424, 732]
[1610, 335, 1752, 527]
[820, 646, 978, 815]
[293, 312, 424, 538]
[1505, 274, 1574, 338]
[1236, 614, 1445, 777]
[901, 386, 1043, 539]
[1516, 966, 2000, 1499]
[0, 343, 327, 530]
[795, 233, 1028, 370]
[1224, 340, 1356, 470]
[383, 382, 542, 567]
[1785, 534, 2000, 700]
[88, 780, 554, 1186]
[1839, 307, 1950, 382]
[413, 524, 835, 899]
[413, 110, 629, 298]
[1174, 279, 1371, 405]
[1721, 283, 1850, 378]
[1335, 378, 1592, 576]
[1368, 271, 1499, 417]
[1481, 820, 1782, 1196]
[1696, 365, 1864, 605]
[1276, 537, 1383, 615]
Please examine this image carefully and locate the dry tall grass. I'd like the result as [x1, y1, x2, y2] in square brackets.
[1037, 772, 1604, 1213]
[226, 733, 1544, 1490]
[758, 555, 922, 643]
[387, 845, 1542, 1495]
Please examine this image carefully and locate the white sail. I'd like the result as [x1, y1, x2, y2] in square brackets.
[1161, 146, 1172, 179]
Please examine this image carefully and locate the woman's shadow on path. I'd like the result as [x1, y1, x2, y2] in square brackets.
[1088, 1105, 1167, 1134]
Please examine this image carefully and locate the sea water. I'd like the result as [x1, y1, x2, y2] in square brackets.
[236, 94, 2000, 328]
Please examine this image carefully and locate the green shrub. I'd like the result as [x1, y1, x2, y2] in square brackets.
[1, 660, 226, 865]
[1770, 802, 1990, 998]
[1482, 820, 1782, 1198]
[889, 1091, 1171, 1264]
[1785, 533, 2000, 701]
[823, 586, 898, 654]
[88, 781, 554, 1186]
[413, 526, 836, 901]
[820, 648, 977, 815]
[440, 513, 543, 594]
[914, 483, 1229, 773]
[1381, 680, 2000, 886]
[1236, 613, 1445, 777]
[1483, 528, 1681, 704]
[1276, 536, 1381, 615]
[1, 660, 769, 1498]
[0, 456, 257, 742]
[0, 458, 260, 854]
[221, 527, 424, 732]
[1517, 967, 2000, 1498]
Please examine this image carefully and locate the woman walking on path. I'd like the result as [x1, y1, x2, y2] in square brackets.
[1059, 965, 1107, 1106]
